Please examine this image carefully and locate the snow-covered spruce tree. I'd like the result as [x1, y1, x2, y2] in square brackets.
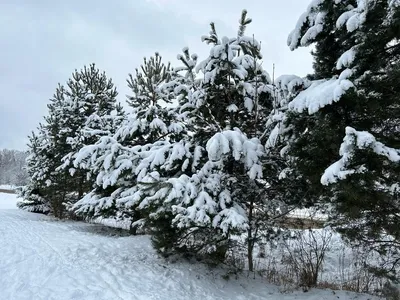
[70, 53, 182, 232]
[284, 0, 400, 278]
[127, 11, 291, 269]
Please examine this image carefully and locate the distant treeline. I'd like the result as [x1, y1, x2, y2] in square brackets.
[0, 149, 29, 186]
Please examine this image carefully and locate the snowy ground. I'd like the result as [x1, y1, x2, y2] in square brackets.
[0, 184, 18, 190]
[0, 191, 20, 209]
[288, 207, 328, 221]
[0, 192, 380, 300]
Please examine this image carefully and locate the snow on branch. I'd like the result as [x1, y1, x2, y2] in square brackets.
[289, 0, 371, 51]
[206, 129, 264, 179]
[287, 0, 325, 50]
[321, 127, 400, 185]
[336, 0, 367, 32]
[168, 170, 249, 234]
[288, 69, 354, 114]
[130, 129, 264, 233]
[336, 47, 357, 70]
[275, 75, 307, 94]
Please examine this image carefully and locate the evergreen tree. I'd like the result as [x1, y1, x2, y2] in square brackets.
[17, 129, 51, 214]
[70, 53, 179, 232]
[58, 64, 123, 209]
[71, 13, 290, 268]
[283, 0, 400, 278]
[21, 85, 72, 217]
[18, 64, 121, 218]
[126, 52, 172, 109]
[127, 11, 288, 268]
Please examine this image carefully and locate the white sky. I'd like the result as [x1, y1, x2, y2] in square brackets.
[0, 0, 313, 150]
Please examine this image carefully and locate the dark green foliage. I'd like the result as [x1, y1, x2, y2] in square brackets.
[149, 211, 186, 257]
[59, 64, 121, 203]
[286, 0, 400, 278]
[127, 52, 172, 109]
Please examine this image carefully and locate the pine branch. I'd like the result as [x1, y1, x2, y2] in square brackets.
[238, 9, 252, 38]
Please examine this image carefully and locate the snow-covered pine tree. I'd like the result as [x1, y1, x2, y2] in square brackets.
[284, 0, 400, 277]
[127, 52, 172, 109]
[18, 84, 68, 217]
[17, 129, 51, 214]
[126, 11, 289, 269]
[58, 64, 123, 211]
[70, 53, 183, 233]
[132, 48, 208, 256]
[18, 65, 121, 218]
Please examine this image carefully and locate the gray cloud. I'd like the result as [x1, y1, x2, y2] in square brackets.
[0, 0, 313, 150]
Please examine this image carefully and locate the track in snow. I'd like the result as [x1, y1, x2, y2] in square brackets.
[0, 193, 379, 300]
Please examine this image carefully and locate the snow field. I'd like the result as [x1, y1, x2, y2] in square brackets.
[0, 192, 380, 300]
[0, 184, 16, 190]
[0, 191, 18, 209]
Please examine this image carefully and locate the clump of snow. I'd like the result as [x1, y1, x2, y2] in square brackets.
[336, 47, 357, 70]
[227, 104, 239, 112]
[300, 12, 326, 46]
[275, 74, 310, 96]
[321, 127, 400, 185]
[287, 0, 325, 50]
[336, 1, 368, 32]
[288, 69, 354, 114]
[206, 129, 264, 179]
[336, 10, 356, 29]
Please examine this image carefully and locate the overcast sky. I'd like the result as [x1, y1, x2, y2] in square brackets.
[0, 0, 313, 150]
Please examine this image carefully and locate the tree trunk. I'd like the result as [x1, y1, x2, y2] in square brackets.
[247, 198, 254, 272]
[78, 174, 85, 200]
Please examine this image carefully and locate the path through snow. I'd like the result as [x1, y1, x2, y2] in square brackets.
[0, 193, 379, 300]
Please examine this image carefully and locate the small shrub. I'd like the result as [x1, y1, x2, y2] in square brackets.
[382, 282, 400, 300]
[282, 229, 332, 288]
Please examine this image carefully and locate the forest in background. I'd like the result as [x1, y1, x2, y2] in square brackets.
[0, 149, 28, 187]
